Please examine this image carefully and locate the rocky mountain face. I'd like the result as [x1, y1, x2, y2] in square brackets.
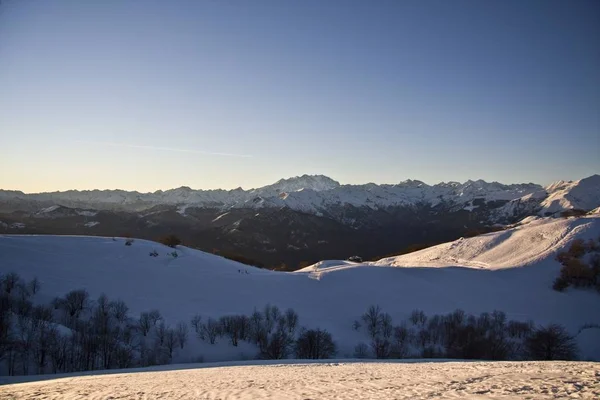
[1, 174, 599, 269]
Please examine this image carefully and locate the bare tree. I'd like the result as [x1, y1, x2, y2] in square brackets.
[202, 318, 221, 344]
[410, 309, 427, 327]
[156, 321, 167, 346]
[362, 305, 383, 339]
[176, 321, 188, 349]
[63, 289, 89, 319]
[110, 300, 129, 324]
[148, 310, 162, 326]
[164, 327, 177, 359]
[285, 308, 299, 335]
[139, 312, 153, 336]
[295, 328, 336, 359]
[1, 272, 20, 294]
[29, 277, 41, 295]
[249, 309, 264, 344]
[392, 324, 410, 358]
[525, 324, 578, 360]
[264, 304, 281, 334]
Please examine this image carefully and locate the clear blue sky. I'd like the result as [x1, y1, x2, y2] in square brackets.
[0, 0, 598, 192]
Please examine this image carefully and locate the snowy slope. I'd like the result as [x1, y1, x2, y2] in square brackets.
[1, 216, 599, 360]
[372, 215, 598, 269]
[540, 175, 600, 215]
[1, 360, 598, 399]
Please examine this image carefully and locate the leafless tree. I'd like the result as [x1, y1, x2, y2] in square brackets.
[1, 272, 20, 294]
[63, 289, 89, 319]
[362, 305, 383, 339]
[110, 300, 129, 324]
[164, 327, 177, 359]
[176, 321, 188, 349]
[156, 321, 167, 346]
[29, 277, 41, 295]
[202, 318, 221, 344]
[295, 328, 336, 359]
[285, 308, 298, 335]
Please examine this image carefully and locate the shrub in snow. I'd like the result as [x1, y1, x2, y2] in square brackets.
[219, 315, 250, 346]
[125, 239, 134, 246]
[525, 324, 578, 360]
[170, 251, 178, 258]
[149, 250, 159, 257]
[554, 238, 600, 292]
[295, 328, 337, 359]
[353, 342, 369, 358]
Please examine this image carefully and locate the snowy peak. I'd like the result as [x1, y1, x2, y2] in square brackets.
[540, 174, 600, 215]
[1, 175, 599, 222]
[257, 174, 341, 194]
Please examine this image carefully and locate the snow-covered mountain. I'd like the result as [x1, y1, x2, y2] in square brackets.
[539, 175, 600, 215]
[3, 174, 598, 218]
[1, 174, 599, 269]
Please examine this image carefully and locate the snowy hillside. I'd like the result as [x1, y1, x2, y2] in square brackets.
[2, 360, 598, 399]
[1, 215, 600, 362]
[540, 175, 600, 215]
[372, 215, 598, 269]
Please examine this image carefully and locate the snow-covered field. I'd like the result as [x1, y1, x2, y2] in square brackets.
[1, 215, 599, 363]
[1, 360, 599, 399]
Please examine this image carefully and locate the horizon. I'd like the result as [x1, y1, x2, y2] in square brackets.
[4, 172, 598, 195]
[1, 0, 599, 192]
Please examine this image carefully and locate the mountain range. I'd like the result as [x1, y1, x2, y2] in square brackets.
[1, 174, 599, 269]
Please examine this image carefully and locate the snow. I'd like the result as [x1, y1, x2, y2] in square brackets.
[76, 210, 97, 217]
[373, 216, 599, 270]
[540, 175, 600, 215]
[0, 175, 563, 217]
[83, 221, 100, 227]
[1, 360, 598, 399]
[3, 175, 598, 225]
[211, 211, 230, 222]
[9, 222, 25, 229]
[1, 215, 599, 362]
[39, 205, 60, 213]
[175, 204, 189, 216]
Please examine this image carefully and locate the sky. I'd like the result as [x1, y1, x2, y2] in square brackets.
[0, 0, 598, 192]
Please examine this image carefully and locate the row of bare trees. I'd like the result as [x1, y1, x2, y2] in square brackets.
[355, 305, 578, 361]
[0, 272, 191, 376]
[188, 305, 333, 360]
[1, 272, 337, 376]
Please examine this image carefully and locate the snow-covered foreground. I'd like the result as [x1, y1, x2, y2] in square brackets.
[1, 215, 600, 362]
[1, 360, 599, 399]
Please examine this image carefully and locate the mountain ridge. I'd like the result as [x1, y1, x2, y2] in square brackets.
[1, 174, 598, 219]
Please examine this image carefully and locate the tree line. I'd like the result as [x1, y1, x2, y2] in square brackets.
[0, 271, 583, 377]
